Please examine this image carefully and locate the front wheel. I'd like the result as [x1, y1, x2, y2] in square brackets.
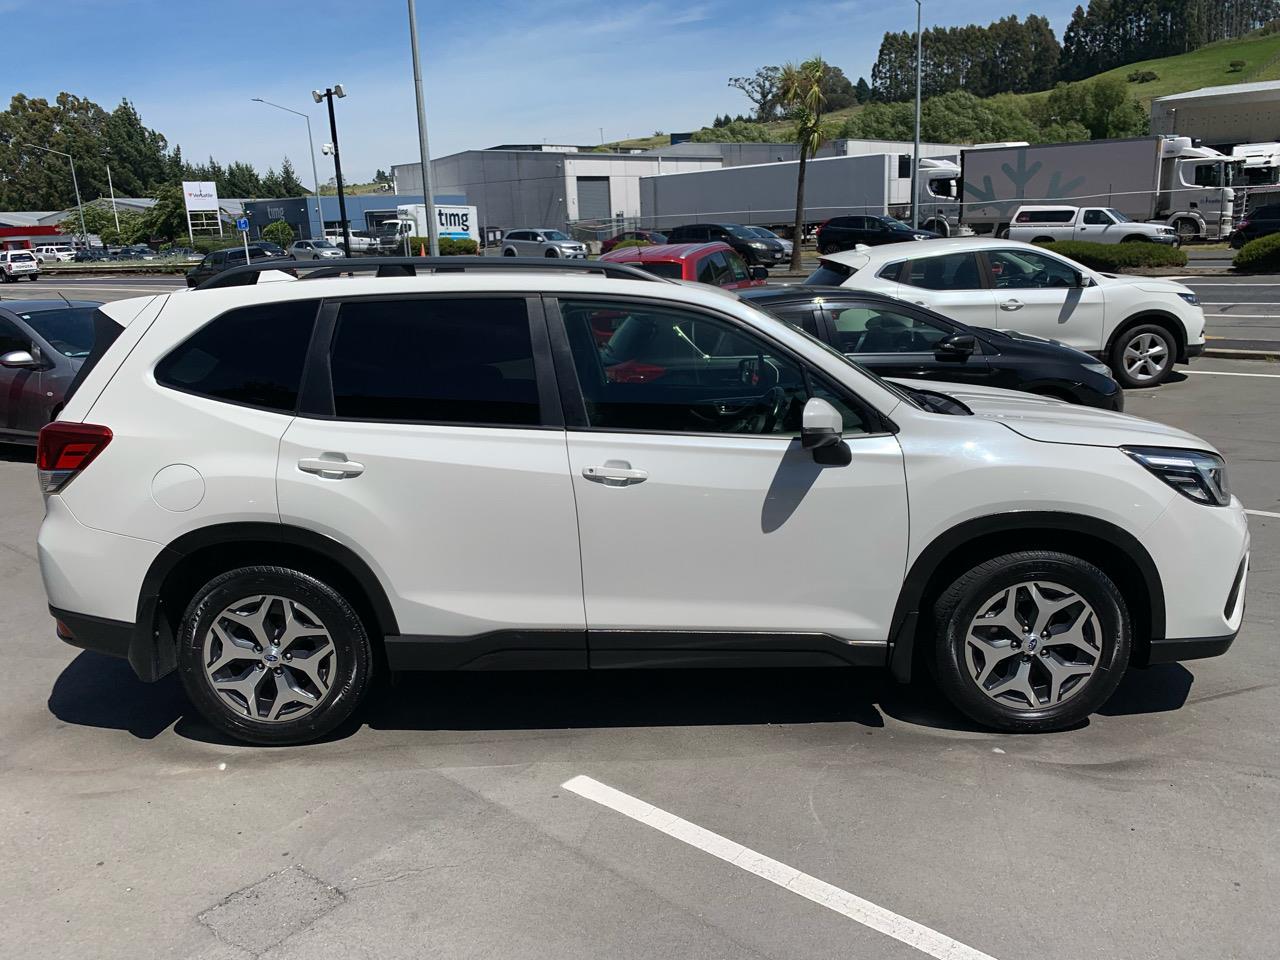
[932, 551, 1131, 732]
[177, 566, 374, 745]
[1110, 323, 1176, 388]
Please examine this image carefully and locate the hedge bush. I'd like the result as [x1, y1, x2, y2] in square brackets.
[1233, 232, 1280, 271]
[406, 236, 478, 255]
[1035, 239, 1187, 271]
[261, 219, 295, 248]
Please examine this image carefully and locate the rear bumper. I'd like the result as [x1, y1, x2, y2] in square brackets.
[50, 606, 135, 661]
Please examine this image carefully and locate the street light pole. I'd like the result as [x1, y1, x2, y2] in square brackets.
[251, 97, 326, 241]
[25, 143, 87, 243]
[105, 163, 120, 234]
[911, 0, 923, 229]
[407, 0, 439, 256]
[313, 85, 351, 255]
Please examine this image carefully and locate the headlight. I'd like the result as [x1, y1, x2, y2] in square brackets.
[1123, 445, 1230, 506]
[912, 234, 931, 240]
[1083, 362, 1112, 378]
[1177, 292, 1200, 306]
[749, 241, 768, 248]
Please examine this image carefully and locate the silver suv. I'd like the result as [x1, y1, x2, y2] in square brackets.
[501, 229, 587, 259]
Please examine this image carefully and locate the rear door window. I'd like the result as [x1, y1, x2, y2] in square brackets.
[155, 300, 319, 412]
[900, 253, 983, 290]
[828, 303, 952, 353]
[328, 297, 541, 426]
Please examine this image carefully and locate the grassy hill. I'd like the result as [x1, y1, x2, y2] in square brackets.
[607, 31, 1280, 151]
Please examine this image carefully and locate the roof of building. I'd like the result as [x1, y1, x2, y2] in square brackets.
[0, 212, 58, 227]
[1154, 80, 1280, 103]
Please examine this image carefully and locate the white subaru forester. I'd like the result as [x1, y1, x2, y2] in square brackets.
[36, 259, 1249, 745]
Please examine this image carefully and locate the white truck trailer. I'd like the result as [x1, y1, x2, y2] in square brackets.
[376, 203, 480, 253]
[638, 153, 963, 237]
[960, 136, 1238, 241]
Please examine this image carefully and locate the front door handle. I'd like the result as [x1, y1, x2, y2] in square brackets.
[298, 453, 365, 479]
[1000, 298, 1024, 311]
[583, 461, 648, 487]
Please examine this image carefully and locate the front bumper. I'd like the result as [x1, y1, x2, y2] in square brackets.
[1144, 554, 1247, 664]
[1184, 342, 1205, 360]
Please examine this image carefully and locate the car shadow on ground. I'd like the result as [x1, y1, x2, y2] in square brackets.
[47, 651, 1197, 745]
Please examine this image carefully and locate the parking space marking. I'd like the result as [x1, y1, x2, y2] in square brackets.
[1187, 370, 1280, 378]
[562, 775, 1000, 960]
[1246, 509, 1280, 519]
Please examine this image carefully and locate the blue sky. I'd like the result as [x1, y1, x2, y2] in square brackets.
[5, 0, 1081, 185]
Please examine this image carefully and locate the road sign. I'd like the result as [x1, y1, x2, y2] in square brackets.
[235, 217, 249, 231]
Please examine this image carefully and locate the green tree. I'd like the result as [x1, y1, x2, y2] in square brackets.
[279, 156, 306, 196]
[728, 66, 783, 121]
[60, 204, 145, 245]
[262, 219, 295, 247]
[260, 166, 284, 197]
[779, 57, 828, 270]
[854, 77, 871, 104]
[138, 183, 190, 244]
[689, 120, 775, 142]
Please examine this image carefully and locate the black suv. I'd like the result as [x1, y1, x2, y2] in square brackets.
[665, 223, 786, 266]
[186, 243, 293, 287]
[815, 216, 938, 254]
[1230, 204, 1280, 248]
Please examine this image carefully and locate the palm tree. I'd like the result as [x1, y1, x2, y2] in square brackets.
[779, 58, 828, 271]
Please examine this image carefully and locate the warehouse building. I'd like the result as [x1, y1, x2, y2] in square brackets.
[391, 149, 721, 234]
[1151, 81, 1280, 148]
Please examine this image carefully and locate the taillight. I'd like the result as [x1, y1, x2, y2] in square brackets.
[36, 422, 112, 494]
[816, 219, 830, 236]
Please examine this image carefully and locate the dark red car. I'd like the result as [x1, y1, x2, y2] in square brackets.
[599, 242, 768, 288]
[600, 229, 667, 254]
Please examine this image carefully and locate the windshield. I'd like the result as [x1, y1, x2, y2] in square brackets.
[748, 227, 779, 239]
[723, 225, 755, 240]
[635, 262, 684, 279]
[543, 230, 571, 241]
[1106, 208, 1132, 222]
[312, 240, 338, 248]
[881, 217, 912, 229]
[19, 306, 98, 358]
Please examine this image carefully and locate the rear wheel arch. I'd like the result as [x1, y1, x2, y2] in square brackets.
[135, 523, 398, 681]
[888, 513, 1164, 682]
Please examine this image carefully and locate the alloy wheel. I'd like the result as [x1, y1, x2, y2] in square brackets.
[964, 580, 1102, 710]
[1122, 332, 1170, 383]
[201, 595, 338, 723]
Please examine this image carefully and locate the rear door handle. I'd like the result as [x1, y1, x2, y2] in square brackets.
[1000, 298, 1024, 311]
[298, 453, 365, 479]
[583, 461, 648, 486]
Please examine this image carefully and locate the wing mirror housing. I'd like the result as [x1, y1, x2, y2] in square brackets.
[750, 266, 769, 281]
[934, 333, 976, 360]
[801, 397, 843, 450]
[0, 349, 39, 370]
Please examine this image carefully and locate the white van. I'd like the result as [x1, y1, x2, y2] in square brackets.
[1008, 206, 1178, 246]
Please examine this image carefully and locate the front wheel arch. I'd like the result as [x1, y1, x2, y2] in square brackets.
[887, 513, 1163, 683]
[1105, 311, 1187, 365]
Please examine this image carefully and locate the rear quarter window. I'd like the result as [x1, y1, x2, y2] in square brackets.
[154, 300, 319, 412]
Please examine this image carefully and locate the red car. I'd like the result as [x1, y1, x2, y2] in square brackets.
[599, 241, 768, 288]
[600, 229, 667, 253]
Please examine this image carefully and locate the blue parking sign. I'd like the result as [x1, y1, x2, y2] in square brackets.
[236, 217, 249, 231]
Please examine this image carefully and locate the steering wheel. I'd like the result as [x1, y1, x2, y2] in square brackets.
[758, 385, 790, 434]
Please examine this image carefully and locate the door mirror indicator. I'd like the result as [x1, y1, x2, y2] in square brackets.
[801, 397, 843, 450]
[934, 334, 976, 360]
[0, 349, 39, 370]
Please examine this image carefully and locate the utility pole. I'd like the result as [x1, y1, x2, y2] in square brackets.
[313, 85, 351, 255]
[407, 0, 440, 256]
[26, 143, 87, 243]
[911, 0, 923, 229]
[105, 163, 120, 234]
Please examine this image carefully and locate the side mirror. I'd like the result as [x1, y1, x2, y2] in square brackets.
[0, 349, 39, 370]
[934, 333, 976, 360]
[801, 397, 843, 450]
[1076, 272, 1094, 288]
[750, 266, 769, 281]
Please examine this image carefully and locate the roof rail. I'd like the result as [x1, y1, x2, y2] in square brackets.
[193, 255, 668, 290]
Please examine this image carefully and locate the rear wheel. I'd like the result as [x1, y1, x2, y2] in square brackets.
[932, 551, 1130, 732]
[1110, 322, 1176, 388]
[1031, 236, 1055, 245]
[177, 566, 374, 745]
[1174, 218, 1199, 241]
[502, 247, 516, 257]
[1120, 235, 1150, 243]
[28, 274, 38, 281]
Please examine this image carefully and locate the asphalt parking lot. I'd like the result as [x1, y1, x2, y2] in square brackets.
[0, 350, 1276, 960]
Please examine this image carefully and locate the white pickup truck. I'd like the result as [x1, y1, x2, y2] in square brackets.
[1007, 205, 1179, 245]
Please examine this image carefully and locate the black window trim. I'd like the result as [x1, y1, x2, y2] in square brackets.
[544, 293, 895, 440]
[152, 298, 324, 416]
[297, 291, 562, 430]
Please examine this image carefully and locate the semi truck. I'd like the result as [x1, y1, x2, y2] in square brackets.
[960, 136, 1238, 241]
[376, 203, 480, 253]
[638, 153, 963, 237]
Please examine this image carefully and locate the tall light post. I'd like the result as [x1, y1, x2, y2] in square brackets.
[104, 163, 120, 235]
[251, 97, 326, 240]
[407, 0, 440, 256]
[910, 0, 923, 229]
[312, 84, 351, 255]
[25, 143, 87, 243]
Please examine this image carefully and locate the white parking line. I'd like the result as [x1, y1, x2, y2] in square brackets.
[563, 775, 1000, 960]
[1246, 509, 1280, 519]
[1187, 370, 1280, 378]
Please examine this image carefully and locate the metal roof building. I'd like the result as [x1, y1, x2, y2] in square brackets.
[1151, 81, 1280, 147]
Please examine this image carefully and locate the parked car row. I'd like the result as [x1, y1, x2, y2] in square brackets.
[185, 242, 293, 287]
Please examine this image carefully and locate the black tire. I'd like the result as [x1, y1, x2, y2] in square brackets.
[1120, 235, 1149, 243]
[502, 248, 516, 257]
[544, 248, 559, 258]
[932, 550, 1130, 732]
[28, 274, 38, 281]
[177, 566, 374, 746]
[1031, 235, 1055, 245]
[1108, 322, 1177, 388]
